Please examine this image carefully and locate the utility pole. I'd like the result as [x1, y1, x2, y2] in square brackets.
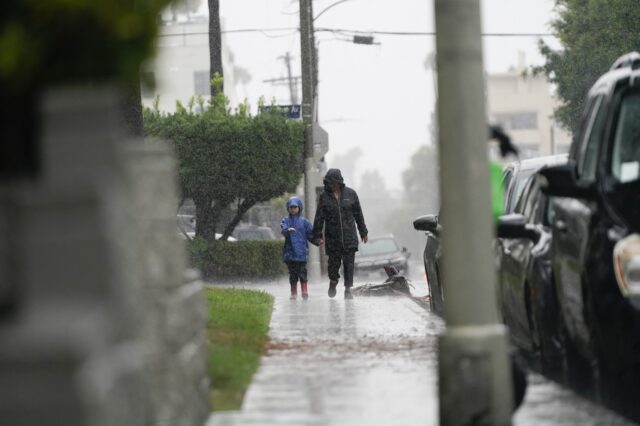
[282, 52, 299, 105]
[299, 0, 320, 280]
[433, 1, 513, 425]
[262, 52, 301, 105]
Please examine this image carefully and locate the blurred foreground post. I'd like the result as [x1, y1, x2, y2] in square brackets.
[433, 0, 513, 424]
[299, 0, 321, 280]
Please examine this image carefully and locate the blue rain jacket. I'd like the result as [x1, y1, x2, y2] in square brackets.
[281, 196, 314, 262]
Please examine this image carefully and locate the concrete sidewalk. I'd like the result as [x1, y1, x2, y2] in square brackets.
[208, 279, 441, 426]
[206, 279, 634, 426]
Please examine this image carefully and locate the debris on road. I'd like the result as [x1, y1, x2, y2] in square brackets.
[351, 265, 414, 297]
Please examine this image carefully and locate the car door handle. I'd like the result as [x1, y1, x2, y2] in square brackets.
[555, 220, 568, 232]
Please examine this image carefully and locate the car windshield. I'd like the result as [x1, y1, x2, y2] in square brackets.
[358, 238, 399, 256]
[612, 91, 640, 183]
[508, 168, 537, 212]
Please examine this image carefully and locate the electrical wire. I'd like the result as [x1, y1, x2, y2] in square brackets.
[157, 27, 555, 38]
[316, 28, 554, 37]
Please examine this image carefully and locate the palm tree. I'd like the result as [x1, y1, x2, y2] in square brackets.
[208, 0, 223, 97]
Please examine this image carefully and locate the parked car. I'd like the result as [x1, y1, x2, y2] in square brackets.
[176, 215, 237, 241]
[412, 212, 528, 408]
[412, 215, 443, 315]
[494, 155, 568, 378]
[539, 52, 640, 402]
[411, 156, 564, 317]
[501, 156, 566, 215]
[233, 224, 277, 241]
[353, 235, 410, 278]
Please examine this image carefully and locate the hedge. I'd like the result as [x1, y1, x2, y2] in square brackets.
[190, 238, 287, 280]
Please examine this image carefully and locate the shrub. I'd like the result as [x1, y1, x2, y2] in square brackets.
[144, 89, 304, 241]
[1, 1, 171, 89]
[190, 238, 287, 280]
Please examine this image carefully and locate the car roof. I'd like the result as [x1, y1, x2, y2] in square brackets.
[589, 52, 640, 97]
[505, 154, 568, 174]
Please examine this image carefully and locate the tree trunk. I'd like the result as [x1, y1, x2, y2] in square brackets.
[195, 196, 231, 241]
[220, 198, 255, 241]
[194, 197, 215, 240]
[208, 0, 224, 97]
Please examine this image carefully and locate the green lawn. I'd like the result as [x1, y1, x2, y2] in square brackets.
[205, 287, 274, 411]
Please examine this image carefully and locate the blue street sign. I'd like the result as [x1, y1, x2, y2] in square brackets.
[260, 104, 301, 119]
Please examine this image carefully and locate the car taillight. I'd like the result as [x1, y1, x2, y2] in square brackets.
[613, 234, 640, 298]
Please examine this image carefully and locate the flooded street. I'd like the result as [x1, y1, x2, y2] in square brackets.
[207, 270, 635, 425]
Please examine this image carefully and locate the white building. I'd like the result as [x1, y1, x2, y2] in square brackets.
[486, 53, 572, 158]
[142, 19, 246, 113]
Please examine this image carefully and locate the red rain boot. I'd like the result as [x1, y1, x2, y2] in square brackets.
[301, 281, 309, 300]
[290, 283, 297, 300]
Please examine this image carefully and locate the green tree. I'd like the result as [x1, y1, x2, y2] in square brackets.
[536, 0, 640, 132]
[170, 0, 202, 21]
[144, 80, 304, 241]
[0, 0, 171, 178]
[383, 145, 439, 257]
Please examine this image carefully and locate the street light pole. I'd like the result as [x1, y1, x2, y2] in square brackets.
[433, 0, 513, 424]
[299, 0, 320, 280]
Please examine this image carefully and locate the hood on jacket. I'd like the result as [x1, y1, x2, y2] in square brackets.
[286, 196, 304, 214]
[323, 168, 345, 191]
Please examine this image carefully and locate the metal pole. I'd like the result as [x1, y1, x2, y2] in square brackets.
[299, 0, 320, 280]
[433, 0, 513, 424]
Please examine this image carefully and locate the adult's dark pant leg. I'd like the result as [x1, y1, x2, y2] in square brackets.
[342, 251, 355, 288]
[327, 255, 342, 283]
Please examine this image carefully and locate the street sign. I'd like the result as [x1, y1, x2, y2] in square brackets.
[260, 104, 301, 119]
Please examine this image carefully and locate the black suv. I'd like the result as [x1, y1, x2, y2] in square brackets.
[540, 52, 640, 406]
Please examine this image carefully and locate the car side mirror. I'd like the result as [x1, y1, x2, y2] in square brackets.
[537, 163, 594, 198]
[413, 214, 440, 234]
[402, 247, 411, 259]
[496, 214, 540, 243]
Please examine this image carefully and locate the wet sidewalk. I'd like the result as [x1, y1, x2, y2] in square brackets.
[206, 278, 635, 426]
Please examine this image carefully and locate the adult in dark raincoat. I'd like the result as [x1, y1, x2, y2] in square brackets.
[313, 168, 368, 299]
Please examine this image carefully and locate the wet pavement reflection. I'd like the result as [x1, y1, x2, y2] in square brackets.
[207, 271, 635, 426]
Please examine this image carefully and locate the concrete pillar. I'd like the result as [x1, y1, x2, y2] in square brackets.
[434, 0, 514, 424]
[0, 86, 208, 426]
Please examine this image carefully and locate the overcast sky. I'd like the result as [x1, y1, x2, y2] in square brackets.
[199, 0, 560, 190]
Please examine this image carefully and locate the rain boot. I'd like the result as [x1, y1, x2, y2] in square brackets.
[301, 281, 309, 300]
[344, 287, 353, 300]
[290, 283, 297, 300]
[328, 280, 338, 298]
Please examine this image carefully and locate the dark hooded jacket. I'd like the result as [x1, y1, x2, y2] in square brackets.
[312, 169, 368, 256]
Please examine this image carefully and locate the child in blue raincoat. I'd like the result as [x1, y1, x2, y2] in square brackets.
[281, 196, 315, 299]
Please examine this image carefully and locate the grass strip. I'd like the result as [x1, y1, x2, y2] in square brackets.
[205, 287, 274, 411]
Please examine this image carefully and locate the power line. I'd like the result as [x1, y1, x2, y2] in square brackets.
[156, 27, 555, 38]
[316, 28, 555, 37]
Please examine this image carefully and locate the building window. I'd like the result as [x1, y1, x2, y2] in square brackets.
[494, 112, 538, 130]
[194, 71, 210, 96]
[140, 71, 156, 99]
[517, 143, 540, 159]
